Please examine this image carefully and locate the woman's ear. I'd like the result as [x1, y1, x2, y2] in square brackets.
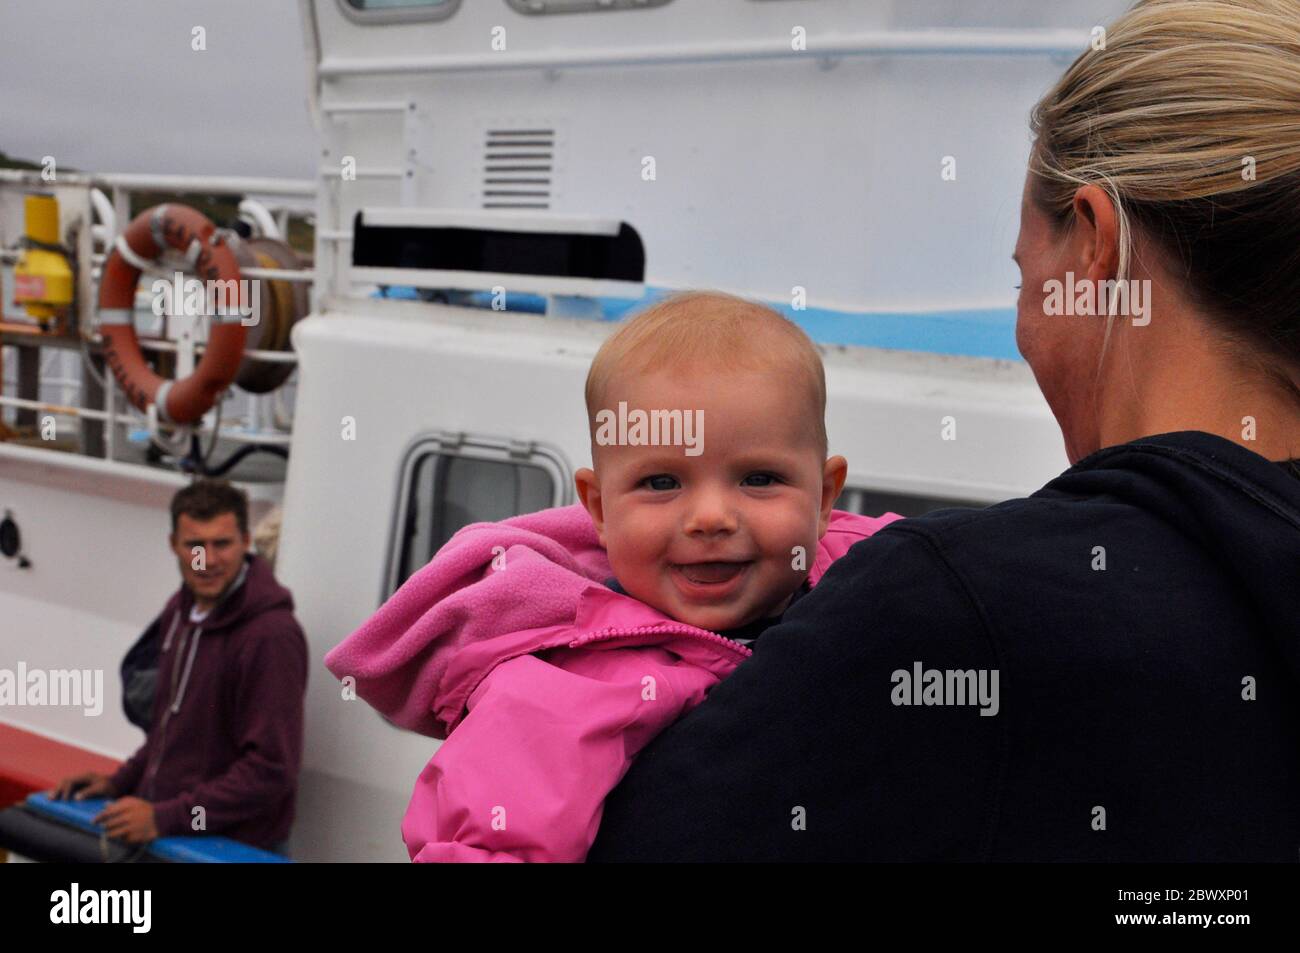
[1072, 184, 1120, 282]
[574, 467, 607, 545]
[818, 455, 849, 536]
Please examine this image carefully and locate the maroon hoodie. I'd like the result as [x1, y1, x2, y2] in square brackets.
[109, 553, 308, 849]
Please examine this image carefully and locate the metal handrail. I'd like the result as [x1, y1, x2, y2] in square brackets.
[318, 28, 1094, 76]
[0, 169, 316, 197]
[0, 394, 292, 445]
[94, 334, 299, 365]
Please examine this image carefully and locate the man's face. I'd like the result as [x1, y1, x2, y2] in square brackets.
[170, 511, 249, 608]
[578, 365, 841, 633]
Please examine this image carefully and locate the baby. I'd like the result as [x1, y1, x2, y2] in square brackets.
[325, 291, 900, 861]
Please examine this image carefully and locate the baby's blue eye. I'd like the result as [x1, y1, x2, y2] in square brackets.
[743, 473, 778, 487]
[643, 475, 678, 491]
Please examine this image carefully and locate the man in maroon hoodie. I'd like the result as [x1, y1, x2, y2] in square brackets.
[51, 479, 308, 855]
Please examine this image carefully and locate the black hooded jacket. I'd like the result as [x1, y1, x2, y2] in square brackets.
[588, 431, 1300, 861]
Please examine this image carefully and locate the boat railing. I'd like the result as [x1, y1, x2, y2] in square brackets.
[0, 170, 316, 472]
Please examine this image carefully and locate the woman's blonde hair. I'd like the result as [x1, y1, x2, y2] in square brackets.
[1029, 0, 1300, 392]
[584, 291, 829, 460]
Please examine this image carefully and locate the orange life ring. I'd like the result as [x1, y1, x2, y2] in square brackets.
[98, 204, 247, 424]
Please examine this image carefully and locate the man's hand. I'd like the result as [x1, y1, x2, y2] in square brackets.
[50, 772, 115, 801]
[93, 797, 159, 844]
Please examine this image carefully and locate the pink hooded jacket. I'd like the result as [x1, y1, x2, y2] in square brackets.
[324, 503, 900, 862]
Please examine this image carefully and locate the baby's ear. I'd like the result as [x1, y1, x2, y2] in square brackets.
[574, 467, 606, 543]
[819, 455, 849, 535]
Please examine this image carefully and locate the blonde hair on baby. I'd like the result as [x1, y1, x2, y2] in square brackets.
[584, 291, 829, 460]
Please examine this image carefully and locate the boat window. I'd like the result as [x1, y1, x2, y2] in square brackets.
[339, 0, 461, 23]
[385, 435, 571, 597]
[836, 486, 986, 519]
[504, 0, 673, 15]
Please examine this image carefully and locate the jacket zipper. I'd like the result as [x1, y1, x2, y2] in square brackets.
[570, 622, 753, 658]
[138, 562, 248, 801]
[445, 620, 752, 736]
[142, 611, 203, 800]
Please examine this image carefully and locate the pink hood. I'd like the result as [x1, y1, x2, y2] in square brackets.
[324, 503, 899, 739]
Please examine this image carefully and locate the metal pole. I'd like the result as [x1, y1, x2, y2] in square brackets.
[15, 343, 39, 429]
[80, 348, 106, 456]
[104, 366, 116, 461]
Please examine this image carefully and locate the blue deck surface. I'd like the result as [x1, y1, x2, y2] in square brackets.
[25, 792, 291, 863]
[372, 285, 1022, 361]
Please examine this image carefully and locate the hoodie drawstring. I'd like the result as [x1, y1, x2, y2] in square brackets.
[142, 559, 255, 798]
[160, 609, 182, 653]
[171, 623, 203, 714]
[166, 558, 249, 712]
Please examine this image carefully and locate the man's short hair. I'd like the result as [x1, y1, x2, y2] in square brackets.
[170, 479, 250, 537]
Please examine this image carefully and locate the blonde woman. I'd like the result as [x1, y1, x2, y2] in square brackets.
[589, 0, 1300, 862]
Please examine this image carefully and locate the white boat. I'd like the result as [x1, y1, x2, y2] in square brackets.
[0, 0, 1131, 862]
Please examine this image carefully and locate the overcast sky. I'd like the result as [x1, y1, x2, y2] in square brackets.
[0, 0, 318, 179]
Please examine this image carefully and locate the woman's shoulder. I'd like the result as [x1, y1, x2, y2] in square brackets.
[822, 429, 1298, 659]
[870, 429, 1300, 558]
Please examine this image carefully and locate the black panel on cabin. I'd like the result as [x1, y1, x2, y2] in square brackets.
[351, 215, 645, 282]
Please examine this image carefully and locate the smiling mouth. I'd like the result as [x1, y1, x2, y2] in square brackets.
[673, 561, 752, 585]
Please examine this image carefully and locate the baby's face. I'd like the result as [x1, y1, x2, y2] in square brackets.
[577, 365, 841, 633]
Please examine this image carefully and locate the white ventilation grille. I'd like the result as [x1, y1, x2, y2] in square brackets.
[482, 128, 554, 209]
